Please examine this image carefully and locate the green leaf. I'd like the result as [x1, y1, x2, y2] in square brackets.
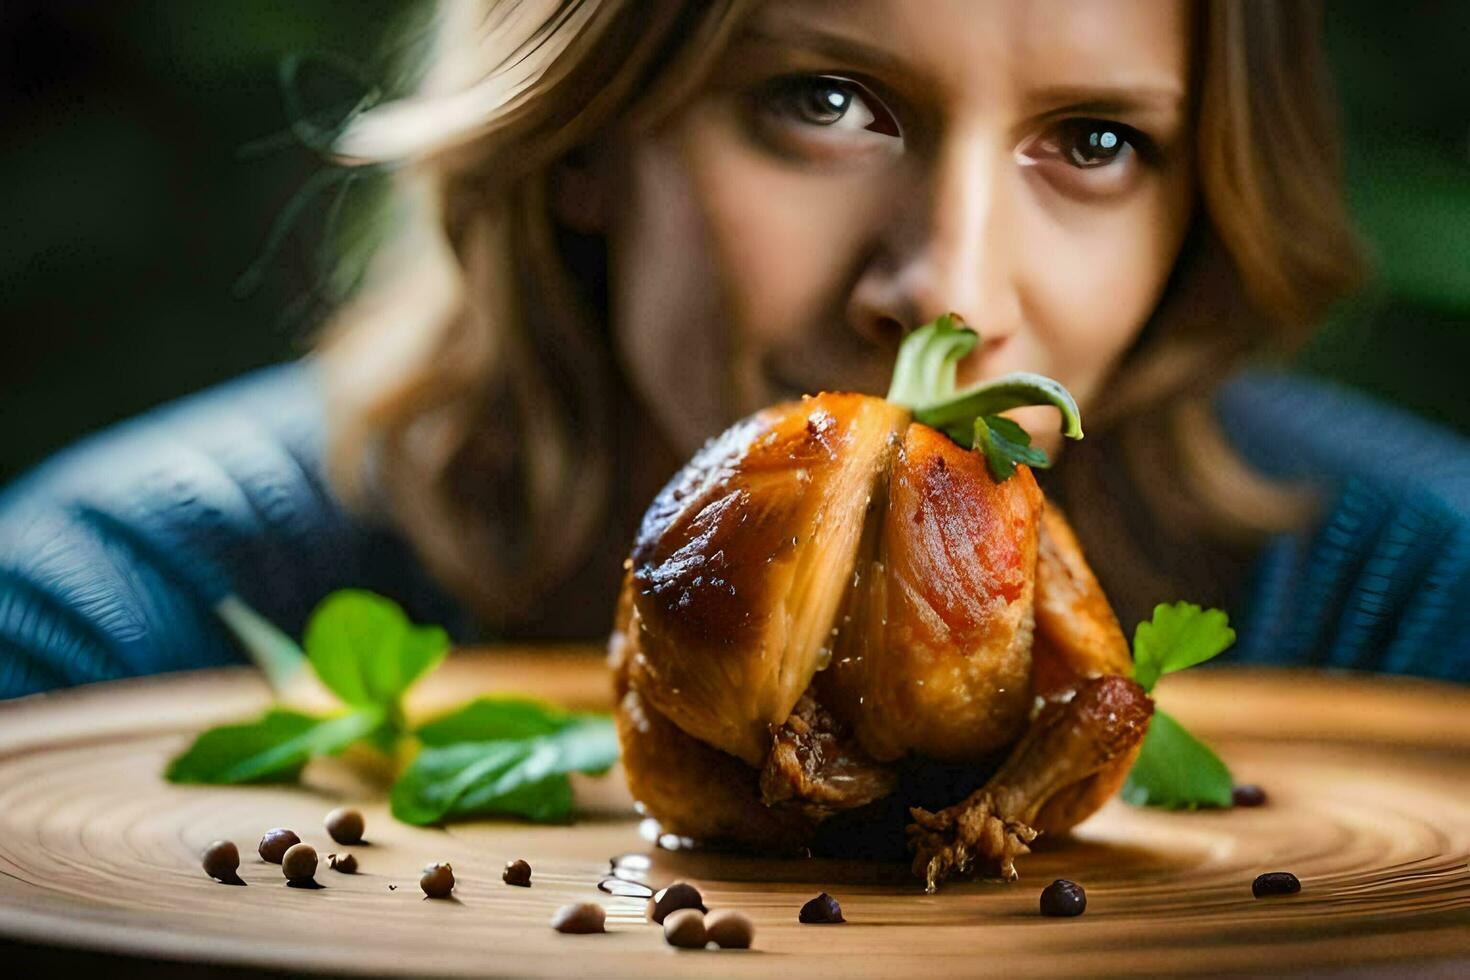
[165, 706, 383, 785]
[916, 371, 1083, 444]
[390, 716, 619, 825]
[886, 312, 975, 407]
[972, 414, 1052, 482]
[885, 314, 1082, 482]
[304, 590, 448, 708]
[1132, 602, 1236, 693]
[1121, 708, 1233, 809]
[415, 696, 572, 746]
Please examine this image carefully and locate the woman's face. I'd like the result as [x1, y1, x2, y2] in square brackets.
[596, 0, 1195, 456]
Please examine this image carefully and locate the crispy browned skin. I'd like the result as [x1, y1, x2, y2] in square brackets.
[1031, 503, 1133, 696]
[613, 399, 1148, 883]
[1027, 503, 1142, 834]
[610, 590, 814, 850]
[907, 675, 1153, 891]
[626, 394, 909, 765]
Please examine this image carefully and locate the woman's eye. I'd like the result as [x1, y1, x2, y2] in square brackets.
[1054, 118, 1137, 168]
[1015, 117, 1160, 201]
[755, 74, 903, 146]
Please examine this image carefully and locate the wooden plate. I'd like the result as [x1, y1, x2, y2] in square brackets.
[1, 651, 1468, 977]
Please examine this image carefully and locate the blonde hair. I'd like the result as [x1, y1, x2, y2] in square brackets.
[319, 0, 1362, 632]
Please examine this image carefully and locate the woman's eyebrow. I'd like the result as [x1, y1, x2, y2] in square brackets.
[1026, 84, 1185, 116]
[737, 21, 909, 75]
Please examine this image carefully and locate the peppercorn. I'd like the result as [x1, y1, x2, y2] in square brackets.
[705, 909, 754, 949]
[281, 842, 318, 884]
[798, 892, 845, 924]
[421, 862, 455, 898]
[1253, 871, 1301, 898]
[1039, 879, 1086, 917]
[663, 908, 707, 949]
[647, 881, 705, 924]
[258, 828, 300, 864]
[327, 853, 358, 874]
[201, 840, 244, 885]
[1232, 784, 1268, 808]
[551, 902, 606, 934]
[324, 807, 365, 845]
[503, 858, 532, 887]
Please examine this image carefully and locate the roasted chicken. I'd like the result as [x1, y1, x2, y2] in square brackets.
[609, 317, 1152, 890]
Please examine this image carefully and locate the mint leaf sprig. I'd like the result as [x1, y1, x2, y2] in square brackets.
[1121, 601, 1238, 809]
[886, 313, 1083, 481]
[166, 590, 619, 826]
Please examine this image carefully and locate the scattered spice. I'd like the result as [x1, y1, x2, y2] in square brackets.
[388, 884, 398, 891]
[258, 828, 300, 864]
[281, 843, 318, 885]
[503, 858, 532, 887]
[663, 908, 707, 949]
[647, 881, 705, 924]
[201, 840, 244, 886]
[798, 892, 845, 924]
[421, 862, 455, 898]
[1039, 879, 1086, 917]
[327, 853, 358, 874]
[1232, 784, 1268, 808]
[705, 909, 754, 949]
[325, 807, 365, 844]
[551, 902, 606, 934]
[1253, 872, 1301, 898]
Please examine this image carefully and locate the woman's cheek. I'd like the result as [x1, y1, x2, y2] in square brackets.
[675, 108, 884, 396]
[1019, 186, 1189, 415]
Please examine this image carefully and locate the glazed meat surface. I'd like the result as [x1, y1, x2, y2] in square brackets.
[613, 393, 1151, 885]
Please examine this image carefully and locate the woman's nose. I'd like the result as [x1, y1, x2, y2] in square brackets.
[846, 135, 1021, 353]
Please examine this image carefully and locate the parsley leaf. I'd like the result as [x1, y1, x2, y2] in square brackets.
[1120, 708, 1234, 809]
[165, 706, 384, 785]
[304, 590, 448, 709]
[168, 589, 620, 828]
[391, 716, 619, 825]
[1132, 601, 1236, 693]
[885, 313, 1083, 482]
[1123, 602, 1237, 810]
[973, 414, 1051, 482]
[415, 696, 573, 746]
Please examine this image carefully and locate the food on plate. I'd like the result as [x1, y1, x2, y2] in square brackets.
[610, 315, 1153, 891]
[258, 828, 301, 864]
[201, 840, 244, 885]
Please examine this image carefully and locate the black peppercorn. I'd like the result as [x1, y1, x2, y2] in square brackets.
[798, 892, 845, 924]
[421, 862, 455, 898]
[1039, 879, 1086, 917]
[1232, 784, 1268, 808]
[1252, 871, 1301, 898]
[324, 807, 365, 844]
[281, 843, 318, 884]
[258, 828, 300, 864]
[503, 858, 532, 887]
[647, 881, 705, 924]
[327, 853, 358, 874]
[201, 840, 244, 885]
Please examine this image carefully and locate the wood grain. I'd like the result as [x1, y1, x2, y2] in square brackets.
[1, 651, 1467, 977]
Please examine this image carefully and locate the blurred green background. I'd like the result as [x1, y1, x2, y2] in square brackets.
[2, 1, 1467, 484]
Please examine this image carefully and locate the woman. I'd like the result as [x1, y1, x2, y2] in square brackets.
[2, 0, 1466, 698]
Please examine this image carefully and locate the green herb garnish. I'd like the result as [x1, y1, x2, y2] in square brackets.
[167, 589, 619, 825]
[1121, 602, 1238, 809]
[886, 313, 1083, 481]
